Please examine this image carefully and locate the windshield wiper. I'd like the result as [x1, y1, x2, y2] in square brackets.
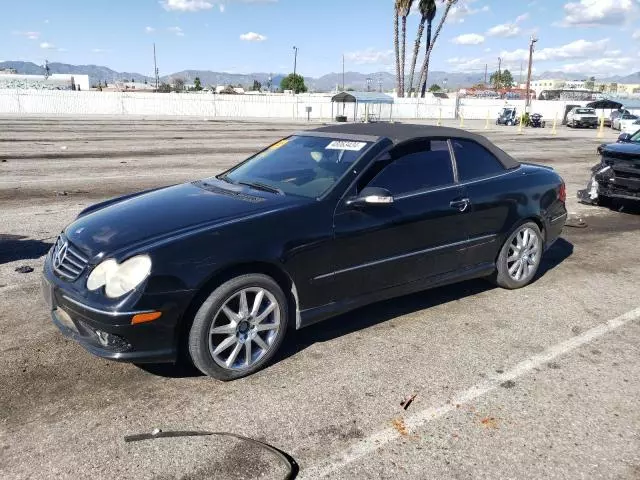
[216, 173, 236, 185]
[237, 181, 284, 195]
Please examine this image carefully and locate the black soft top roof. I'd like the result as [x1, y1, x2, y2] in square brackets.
[306, 122, 520, 169]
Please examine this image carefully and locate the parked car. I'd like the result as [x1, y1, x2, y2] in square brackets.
[609, 109, 631, 128]
[614, 113, 639, 131]
[567, 107, 598, 128]
[581, 130, 640, 205]
[42, 124, 567, 380]
[621, 120, 640, 135]
[496, 107, 519, 126]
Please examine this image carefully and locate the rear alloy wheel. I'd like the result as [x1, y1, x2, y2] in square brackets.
[493, 222, 543, 289]
[188, 274, 288, 380]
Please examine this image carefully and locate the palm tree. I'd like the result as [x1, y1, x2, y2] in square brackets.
[394, 0, 401, 96]
[407, 0, 436, 97]
[417, 0, 458, 98]
[398, 0, 415, 97]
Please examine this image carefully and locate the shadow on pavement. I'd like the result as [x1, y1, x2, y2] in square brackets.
[0, 235, 54, 265]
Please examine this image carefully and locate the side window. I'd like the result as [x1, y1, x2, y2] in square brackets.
[366, 140, 453, 195]
[452, 139, 504, 181]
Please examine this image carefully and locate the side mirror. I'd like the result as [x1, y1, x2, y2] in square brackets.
[345, 187, 394, 208]
[618, 133, 632, 143]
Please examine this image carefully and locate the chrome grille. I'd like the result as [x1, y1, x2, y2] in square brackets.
[51, 236, 89, 281]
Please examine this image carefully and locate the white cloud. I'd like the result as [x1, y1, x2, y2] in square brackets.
[219, 4, 225, 12]
[345, 48, 394, 65]
[561, 0, 638, 27]
[452, 33, 485, 45]
[40, 42, 56, 50]
[239, 31, 267, 42]
[515, 13, 530, 23]
[448, 1, 490, 23]
[161, 0, 213, 11]
[168, 26, 185, 36]
[145, 26, 155, 33]
[13, 31, 40, 40]
[446, 56, 486, 71]
[91, 48, 110, 53]
[487, 23, 520, 37]
[560, 57, 636, 75]
[633, 30, 640, 40]
[484, 47, 492, 52]
[44, 19, 50, 24]
[499, 38, 611, 63]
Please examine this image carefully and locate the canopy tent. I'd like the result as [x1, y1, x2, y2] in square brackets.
[586, 99, 623, 109]
[330, 91, 395, 123]
[595, 97, 640, 110]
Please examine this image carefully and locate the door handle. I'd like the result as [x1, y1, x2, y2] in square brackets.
[450, 198, 470, 212]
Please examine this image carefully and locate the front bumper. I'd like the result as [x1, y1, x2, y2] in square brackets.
[573, 118, 598, 127]
[42, 259, 194, 363]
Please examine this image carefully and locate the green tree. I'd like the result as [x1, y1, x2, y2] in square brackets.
[585, 76, 595, 91]
[417, 0, 459, 98]
[194, 77, 203, 91]
[251, 80, 262, 91]
[407, 0, 437, 97]
[428, 83, 441, 92]
[490, 69, 514, 89]
[280, 73, 307, 93]
[157, 82, 172, 93]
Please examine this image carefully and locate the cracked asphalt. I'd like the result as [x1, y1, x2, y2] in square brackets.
[1, 116, 639, 479]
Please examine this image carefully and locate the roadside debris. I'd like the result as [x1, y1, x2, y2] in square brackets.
[480, 417, 498, 429]
[124, 429, 298, 479]
[565, 215, 588, 228]
[400, 393, 418, 410]
[15, 265, 34, 273]
[391, 418, 410, 436]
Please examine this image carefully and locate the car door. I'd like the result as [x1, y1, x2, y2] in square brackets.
[450, 138, 515, 267]
[326, 139, 470, 302]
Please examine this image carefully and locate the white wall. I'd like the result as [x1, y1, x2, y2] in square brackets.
[0, 89, 637, 120]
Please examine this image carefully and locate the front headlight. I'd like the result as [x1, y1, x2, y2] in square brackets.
[87, 255, 152, 299]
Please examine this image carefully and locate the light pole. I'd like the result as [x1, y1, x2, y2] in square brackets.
[497, 57, 502, 91]
[293, 46, 298, 77]
[525, 35, 538, 109]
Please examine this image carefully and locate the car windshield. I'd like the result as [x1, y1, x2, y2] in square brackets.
[222, 135, 371, 198]
[623, 114, 638, 119]
[576, 109, 595, 114]
[631, 130, 640, 142]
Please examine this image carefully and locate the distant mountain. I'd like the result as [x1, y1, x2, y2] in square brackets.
[1, 61, 638, 91]
[0, 61, 152, 84]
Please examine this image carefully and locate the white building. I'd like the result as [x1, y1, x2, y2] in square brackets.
[0, 72, 90, 91]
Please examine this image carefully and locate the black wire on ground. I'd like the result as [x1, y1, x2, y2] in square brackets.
[124, 430, 299, 480]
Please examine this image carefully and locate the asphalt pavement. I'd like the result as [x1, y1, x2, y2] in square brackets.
[1, 117, 639, 479]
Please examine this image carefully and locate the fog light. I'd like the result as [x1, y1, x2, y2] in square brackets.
[93, 329, 131, 352]
[55, 308, 78, 333]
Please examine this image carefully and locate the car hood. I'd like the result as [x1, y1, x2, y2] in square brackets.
[601, 143, 640, 157]
[64, 178, 308, 257]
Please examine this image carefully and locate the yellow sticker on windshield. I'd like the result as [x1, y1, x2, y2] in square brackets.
[269, 139, 289, 150]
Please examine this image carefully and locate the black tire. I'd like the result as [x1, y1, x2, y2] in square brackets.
[492, 221, 544, 290]
[188, 274, 289, 381]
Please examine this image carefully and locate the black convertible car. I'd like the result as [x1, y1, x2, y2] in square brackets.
[42, 123, 567, 380]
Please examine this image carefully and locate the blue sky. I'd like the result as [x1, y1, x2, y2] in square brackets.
[3, 0, 640, 78]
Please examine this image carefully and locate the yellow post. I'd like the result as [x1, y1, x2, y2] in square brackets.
[485, 110, 490, 129]
[437, 108, 442, 126]
[597, 115, 605, 138]
[551, 113, 557, 135]
[459, 114, 464, 128]
[518, 113, 524, 134]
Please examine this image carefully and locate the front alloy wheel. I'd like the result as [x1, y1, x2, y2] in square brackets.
[188, 274, 288, 380]
[493, 222, 543, 289]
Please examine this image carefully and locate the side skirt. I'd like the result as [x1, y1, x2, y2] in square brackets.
[297, 263, 496, 329]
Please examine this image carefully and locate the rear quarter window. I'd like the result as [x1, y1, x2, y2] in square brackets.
[451, 139, 505, 181]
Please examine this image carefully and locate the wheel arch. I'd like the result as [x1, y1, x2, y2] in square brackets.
[175, 261, 301, 360]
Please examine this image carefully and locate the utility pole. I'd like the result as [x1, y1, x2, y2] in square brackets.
[496, 57, 502, 91]
[484, 64, 488, 86]
[519, 61, 523, 85]
[342, 54, 345, 91]
[153, 43, 159, 91]
[293, 46, 298, 77]
[525, 35, 538, 109]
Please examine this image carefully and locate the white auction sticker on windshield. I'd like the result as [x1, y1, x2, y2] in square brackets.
[326, 141, 367, 151]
